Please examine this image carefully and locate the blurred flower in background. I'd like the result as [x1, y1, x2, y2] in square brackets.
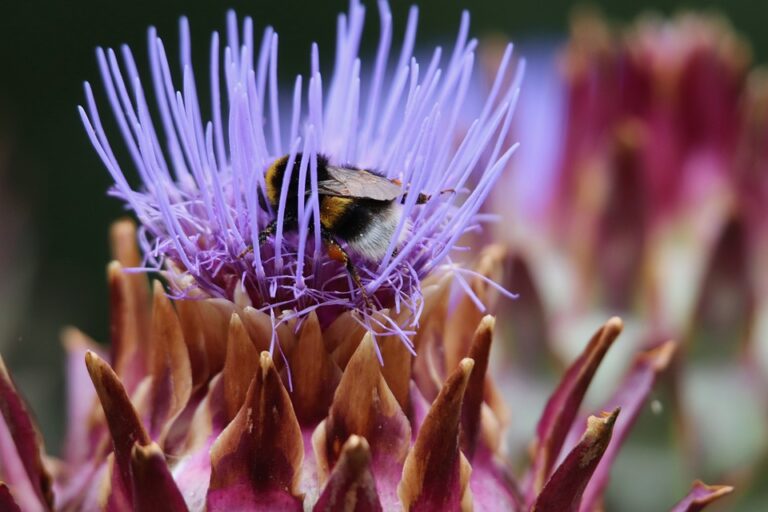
[0, 111, 35, 413]
[490, 8, 768, 511]
[0, 119, 32, 355]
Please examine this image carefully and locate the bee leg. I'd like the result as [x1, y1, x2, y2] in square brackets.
[400, 192, 431, 205]
[321, 231, 373, 310]
[258, 220, 279, 245]
[402, 189, 455, 205]
[414, 192, 431, 204]
[238, 219, 281, 258]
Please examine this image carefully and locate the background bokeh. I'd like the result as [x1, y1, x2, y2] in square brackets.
[0, 1, 766, 510]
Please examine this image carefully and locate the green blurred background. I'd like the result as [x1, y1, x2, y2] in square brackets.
[0, 0, 766, 508]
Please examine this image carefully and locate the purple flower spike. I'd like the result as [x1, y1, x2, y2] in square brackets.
[79, 1, 522, 343]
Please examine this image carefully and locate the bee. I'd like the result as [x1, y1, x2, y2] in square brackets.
[252, 153, 437, 307]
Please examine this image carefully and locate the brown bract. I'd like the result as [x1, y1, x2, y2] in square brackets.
[314, 435, 382, 512]
[532, 409, 620, 512]
[208, 352, 304, 510]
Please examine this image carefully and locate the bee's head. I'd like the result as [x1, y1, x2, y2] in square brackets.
[262, 153, 330, 212]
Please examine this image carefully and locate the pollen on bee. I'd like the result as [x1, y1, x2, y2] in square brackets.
[326, 242, 348, 264]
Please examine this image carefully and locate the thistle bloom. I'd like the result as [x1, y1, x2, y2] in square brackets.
[79, 0, 521, 348]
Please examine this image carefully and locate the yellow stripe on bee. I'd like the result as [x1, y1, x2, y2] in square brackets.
[265, 155, 288, 207]
[320, 196, 354, 229]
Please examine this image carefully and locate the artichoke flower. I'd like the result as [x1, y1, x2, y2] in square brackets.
[0, 2, 735, 511]
[0, 223, 731, 510]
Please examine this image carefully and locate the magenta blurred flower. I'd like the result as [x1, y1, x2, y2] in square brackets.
[502, 12, 758, 320]
[488, 10, 768, 510]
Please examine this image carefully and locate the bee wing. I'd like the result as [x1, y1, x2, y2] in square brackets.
[319, 165, 404, 201]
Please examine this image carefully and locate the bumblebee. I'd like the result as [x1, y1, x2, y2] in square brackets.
[255, 153, 433, 306]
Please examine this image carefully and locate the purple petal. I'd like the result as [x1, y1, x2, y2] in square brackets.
[105, 454, 132, 511]
[408, 382, 431, 438]
[689, 216, 755, 357]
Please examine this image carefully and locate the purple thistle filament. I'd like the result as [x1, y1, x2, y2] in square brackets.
[79, 1, 522, 340]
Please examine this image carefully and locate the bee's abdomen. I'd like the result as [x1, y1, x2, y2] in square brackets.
[333, 199, 404, 262]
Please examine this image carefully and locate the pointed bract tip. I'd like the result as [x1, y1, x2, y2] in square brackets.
[459, 357, 475, 377]
[399, 357, 475, 511]
[591, 407, 621, 430]
[670, 480, 735, 512]
[604, 316, 624, 335]
[341, 435, 371, 470]
[691, 480, 734, 496]
[84, 349, 98, 371]
[259, 350, 274, 371]
[479, 314, 495, 331]
[641, 340, 678, 371]
[107, 260, 123, 276]
[130, 442, 157, 462]
[130, 442, 188, 512]
[314, 434, 382, 512]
